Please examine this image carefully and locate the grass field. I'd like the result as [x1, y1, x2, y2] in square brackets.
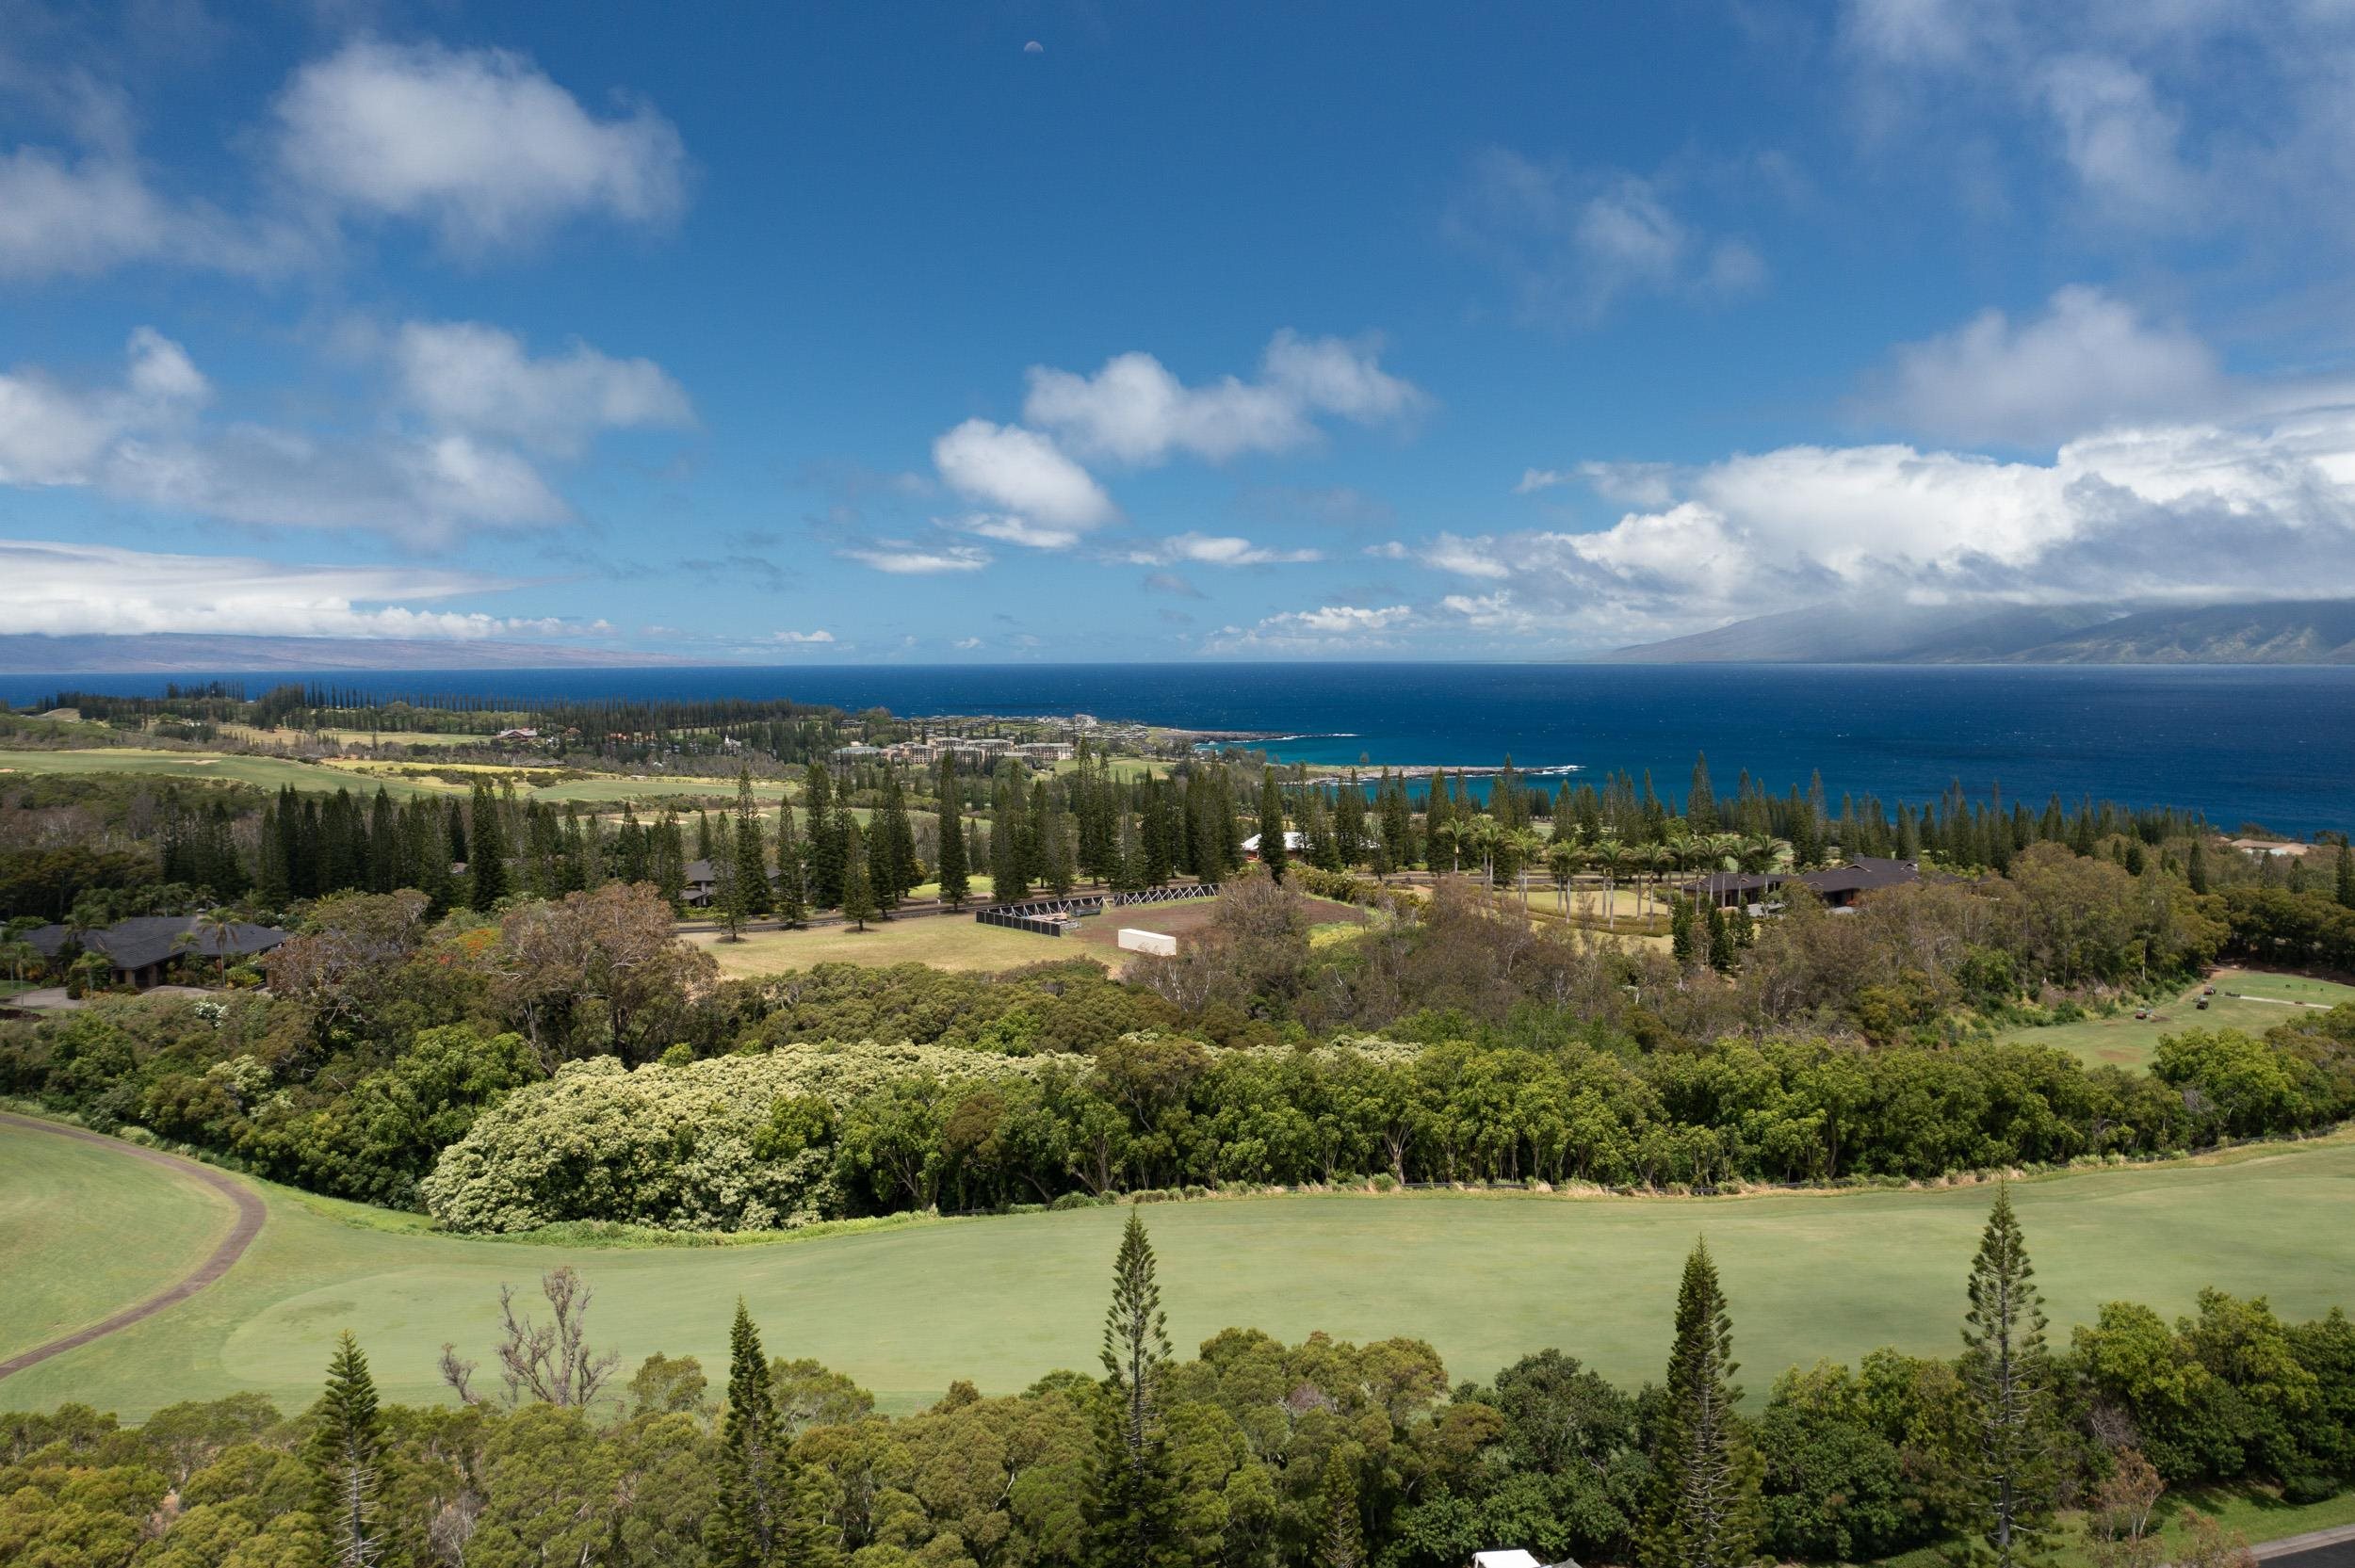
[0, 747, 454, 800]
[6, 1120, 2353, 1424]
[2000, 968, 2355, 1070]
[0, 1125, 240, 1364]
[686, 914, 1089, 975]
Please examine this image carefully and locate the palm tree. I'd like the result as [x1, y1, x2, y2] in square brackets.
[1595, 839, 1628, 930]
[1547, 838, 1584, 915]
[0, 937, 38, 987]
[1509, 827, 1548, 912]
[190, 907, 240, 984]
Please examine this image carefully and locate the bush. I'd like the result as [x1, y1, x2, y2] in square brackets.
[2283, 1473, 2343, 1505]
[1370, 1172, 1397, 1191]
[1048, 1191, 1103, 1211]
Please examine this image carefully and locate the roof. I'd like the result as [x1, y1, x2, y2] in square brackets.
[683, 859, 717, 884]
[1241, 830, 1309, 852]
[26, 914, 290, 971]
[1796, 857, 1921, 896]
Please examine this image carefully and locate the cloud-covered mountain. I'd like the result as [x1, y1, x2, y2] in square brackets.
[1591, 601, 2355, 665]
[0, 635, 687, 675]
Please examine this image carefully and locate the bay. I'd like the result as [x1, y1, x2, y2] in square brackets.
[9, 662, 2352, 834]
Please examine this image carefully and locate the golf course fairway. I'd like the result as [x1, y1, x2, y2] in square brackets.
[5, 1115, 2351, 1420]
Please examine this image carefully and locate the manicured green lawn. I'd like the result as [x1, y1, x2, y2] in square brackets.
[0, 748, 451, 800]
[7, 1121, 2353, 1425]
[0, 1125, 239, 1363]
[1999, 968, 2355, 1071]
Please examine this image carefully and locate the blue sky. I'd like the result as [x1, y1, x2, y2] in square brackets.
[7, 0, 2355, 662]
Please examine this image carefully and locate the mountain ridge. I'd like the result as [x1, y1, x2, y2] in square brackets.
[1590, 600, 2355, 665]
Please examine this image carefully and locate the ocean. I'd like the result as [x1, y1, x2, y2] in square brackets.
[10, 662, 2354, 835]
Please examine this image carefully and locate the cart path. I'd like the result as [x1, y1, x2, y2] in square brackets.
[0, 1111, 266, 1381]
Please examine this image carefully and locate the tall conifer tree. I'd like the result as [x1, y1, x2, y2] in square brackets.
[1092, 1213, 1181, 1568]
[1258, 773, 1290, 883]
[310, 1331, 386, 1568]
[706, 1301, 828, 1568]
[1643, 1239, 1762, 1568]
[936, 755, 969, 907]
[1961, 1186, 2057, 1568]
[840, 818, 878, 930]
[467, 779, 509, 910]
[773, 789, 808, 927]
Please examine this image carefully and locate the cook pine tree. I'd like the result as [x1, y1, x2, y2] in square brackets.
[1091, 1213, 1183, 1568]
[1960, 1186, 2058, 1568]
[1258, 772, 1290, 883]
[310, 1332, 387, 1568]
[706, 1301, 831, 1568]
[935, 754, 969, 907]
[1642, 1238, 1762, 1568]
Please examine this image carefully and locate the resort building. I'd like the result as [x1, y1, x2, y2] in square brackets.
[24, 914, 291, 990]
[1240, 830, 1310, 861]
[1681, 855, 1924, 913]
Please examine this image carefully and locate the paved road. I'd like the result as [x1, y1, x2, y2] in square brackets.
[2262, 1525, 2355, 1568]
[0, 1111, 267, 1381]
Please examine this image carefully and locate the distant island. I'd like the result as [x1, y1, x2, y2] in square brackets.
[1591, 598, 2355, 665]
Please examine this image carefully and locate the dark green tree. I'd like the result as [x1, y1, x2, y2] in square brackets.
[2186, 836, 2210, 895]
[706, 1301, 829, 1568]
[936, 755, 969, 908]
[1258, 773, 1290, 883]
[468, 779, 510, 910]
[1092, 1212, 1181, 1568]
[309, 1331, 386, 1568]
[733, 768, 771, 921]
[804, 764, 844, 908]
[773, 789, 808, 928]
[1959, 1186, 2057, 1568]
[1318, 1448, 1366, 1568]
[2337, 843, 2354, 912]
[840, 817, 878, 930]
[1643, 1238, 1763, 1568]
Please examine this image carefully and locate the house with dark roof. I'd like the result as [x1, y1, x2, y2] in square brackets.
[25, 914, 291, 989]
[1682, 855, 1925, 913]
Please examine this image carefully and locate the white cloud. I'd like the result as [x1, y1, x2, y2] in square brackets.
[1203, 603, 1415, 654]
[0, 328, 573, 545]
[1880, 285, 2220, 445]
[0, 539, 583, 639]
[393, 321, 691, 453]
[2038, 56, 2193, 223]
[772, 629, 836, 644]
[932, 419, 1115, 529]
[953, 636, 983, 649]
[273, 39, 688, 251]
[1406, 392, 2355, 647]
[839, 542, 992, 574]
[1448, 150, 1766, 325]
[1362, 541, 1411, 559]
[945, 512, 1083, 551]
[1128, 532, 1323, 567]
[1021, 330, 1423, 466]
[0, 146, 311, 281]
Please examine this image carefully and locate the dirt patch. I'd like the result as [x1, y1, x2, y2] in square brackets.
[1062, 894, 1368, 956]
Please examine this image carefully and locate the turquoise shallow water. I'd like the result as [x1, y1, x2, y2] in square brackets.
[12, 662, 2353, 833]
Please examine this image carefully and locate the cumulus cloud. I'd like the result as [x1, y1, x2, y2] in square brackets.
[0, 144, 312, 281]
[932, 419, 1115, 529]
[1878, 285, 2220, 445]
[839, 542, 992, 574]
[273, 39, 688, 251]
[1, 539, 583, 639]
[1449, 395, 2355, 646]
[1021, 330, 1423, 465]
[953, 636, 983, 649]
[1127, 533, 1323, 567]
[0, 328, 574, 545]
[772, 628, 836, 644]
[1203, 603, 1416, 655]
[393, 321, 691, 453]
[1448, 149, 1765, 325]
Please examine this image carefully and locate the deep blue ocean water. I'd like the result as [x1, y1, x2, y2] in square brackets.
[9, 662, 2353, 834]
